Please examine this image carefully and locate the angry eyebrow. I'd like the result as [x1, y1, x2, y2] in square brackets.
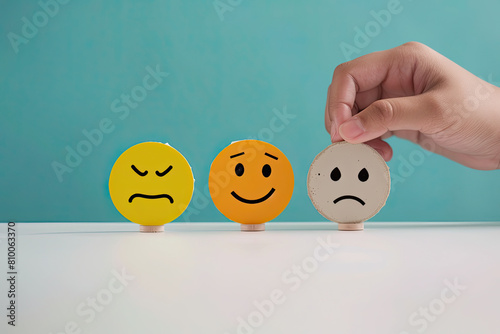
[230, 152, 245, 158]
[265, 152, 278, 160]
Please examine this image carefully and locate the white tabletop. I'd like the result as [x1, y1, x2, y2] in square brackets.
[2, 222, 500, 334]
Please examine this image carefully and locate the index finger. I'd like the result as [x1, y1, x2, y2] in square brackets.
[327, 49, 394, 142]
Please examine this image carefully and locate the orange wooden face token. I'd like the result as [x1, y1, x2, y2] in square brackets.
[209, 140, 294, 225]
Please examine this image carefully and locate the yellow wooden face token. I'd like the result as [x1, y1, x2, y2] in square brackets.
[209, 140, 294, 224]
[109, 142, 194, 226]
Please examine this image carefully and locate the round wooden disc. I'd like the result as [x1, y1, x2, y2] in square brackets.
[241, 223, 265, 232]
[338, 222, 364, 231]
[307, 142, 390, 225]
[140, 225, 165, 233]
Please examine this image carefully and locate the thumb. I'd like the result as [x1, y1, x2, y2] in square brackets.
[338, 94, 437, 143]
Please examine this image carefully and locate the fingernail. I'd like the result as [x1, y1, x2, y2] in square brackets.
[339, 117, 365, 139]
[330, 122, 336, 141]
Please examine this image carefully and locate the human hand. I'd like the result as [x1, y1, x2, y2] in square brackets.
[325, 42, 500, 170]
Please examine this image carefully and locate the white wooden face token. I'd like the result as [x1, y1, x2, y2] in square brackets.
[307, 142, 390, 229]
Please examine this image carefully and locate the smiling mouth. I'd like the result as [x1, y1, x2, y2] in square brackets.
[231, 188, 275, 204]
[128, 194, 174, 203]
[333, 195, 365, 206]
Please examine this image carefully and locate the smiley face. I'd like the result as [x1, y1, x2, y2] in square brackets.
[109, 142, 194, 226]
[307, 142, 390, 224]
[209, 140, 294, 224]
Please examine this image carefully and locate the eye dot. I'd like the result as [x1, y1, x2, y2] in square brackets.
[330, 167, 341, 181]
[262, 164, 271, 177]
[358, 168, 369, 182]
[235, 163, 244, 177]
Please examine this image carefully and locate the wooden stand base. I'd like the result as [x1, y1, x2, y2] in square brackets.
[338, 222, 364, 231]
[241, 223, 265, 232]
[140, 225, 165, 233]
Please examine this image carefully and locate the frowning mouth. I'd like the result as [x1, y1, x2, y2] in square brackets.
[128, 194, 174, 203]
[333, 195, 365, 206]
[231, 188, 275, 204]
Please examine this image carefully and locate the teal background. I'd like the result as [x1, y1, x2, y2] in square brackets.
[1, 0, 499, 223]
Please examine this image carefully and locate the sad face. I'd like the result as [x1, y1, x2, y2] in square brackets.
[307, 142, 390, 224]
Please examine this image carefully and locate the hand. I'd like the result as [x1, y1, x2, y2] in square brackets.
[325, 42, 500, 170]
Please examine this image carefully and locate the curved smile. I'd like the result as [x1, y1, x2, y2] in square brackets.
[333, 195, 365, 206]
[231, 188, 275, 204]
[128, 193, 174, 203]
